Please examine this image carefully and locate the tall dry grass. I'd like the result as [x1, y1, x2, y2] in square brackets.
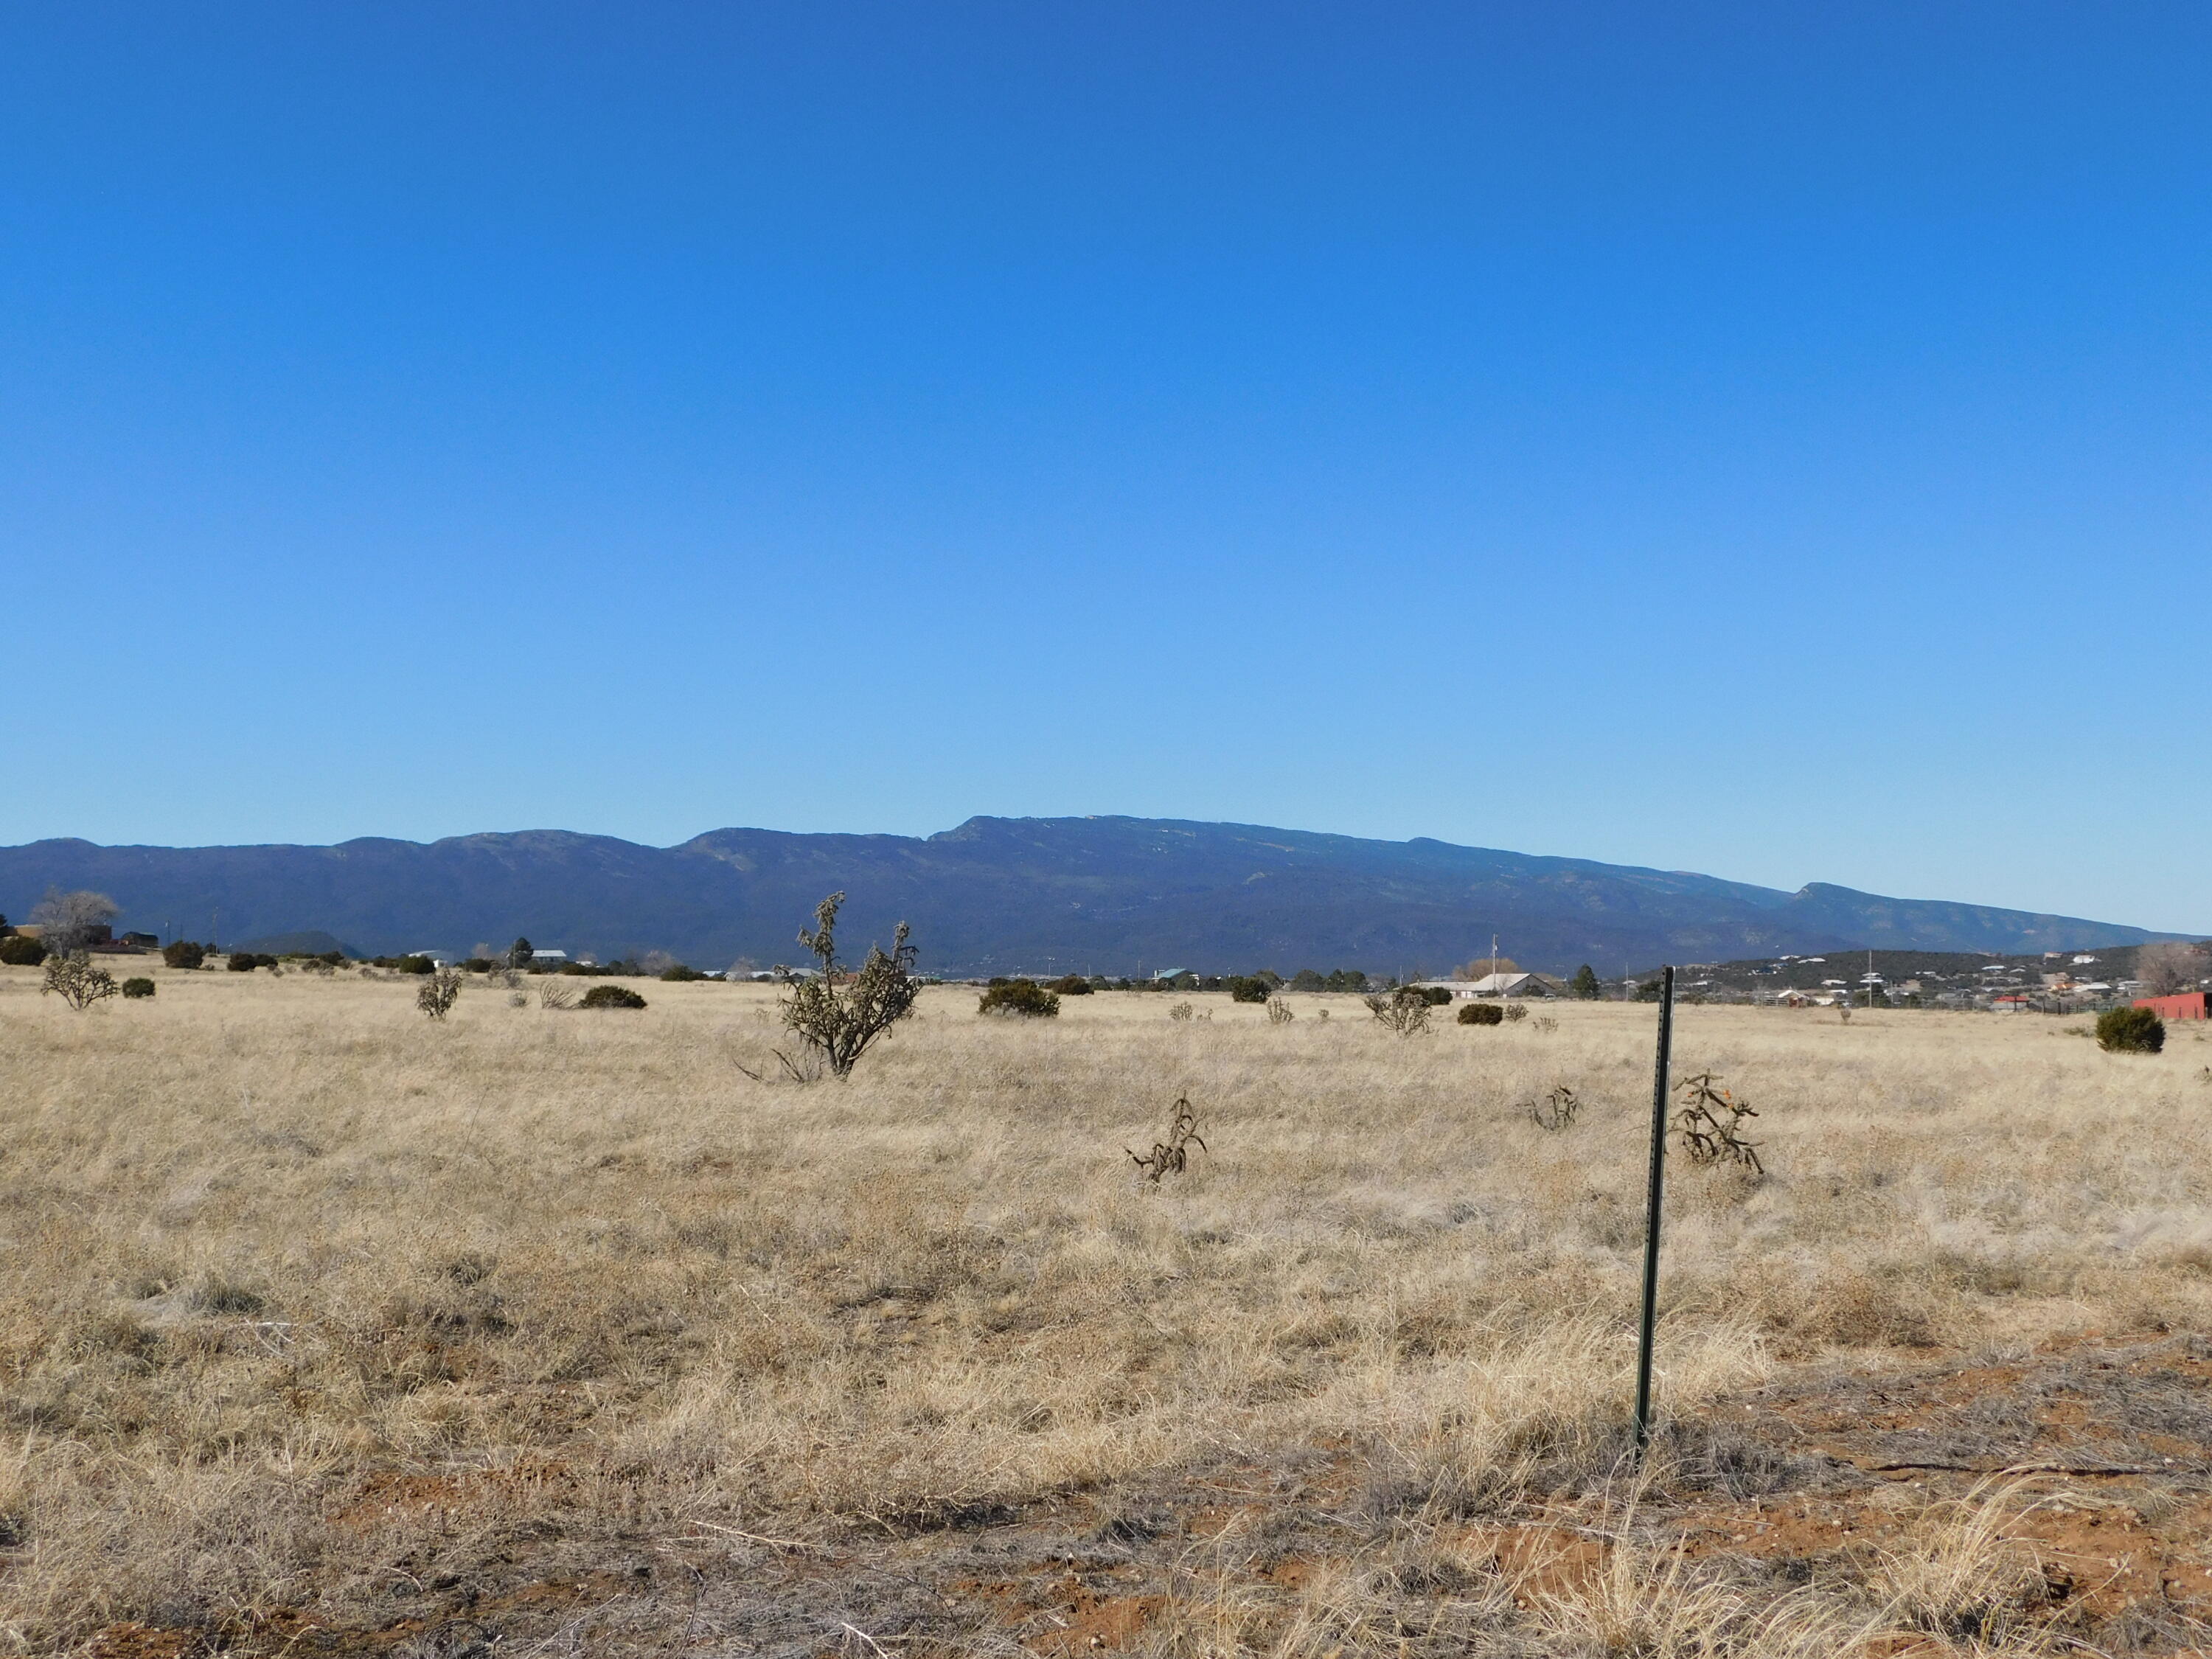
[1, 967, 2208, 1649]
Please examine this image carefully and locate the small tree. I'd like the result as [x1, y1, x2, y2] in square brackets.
[2138, 942, 2209, 998]
[1569, 964, 1601, 999]
[776, 892, 922, 1077]
[163, 939, 206, 970]
[43, 950, 118, 1011]
[417, 967, 463, 1020]
[508, 936, 535, 971]
[29, 888, 120, 953]
[980, 979, 1060, 1018]
[2096, 1006, 2165, 1054]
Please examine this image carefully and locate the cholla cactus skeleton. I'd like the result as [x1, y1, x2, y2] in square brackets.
[1672, 1071, 1763, 1173]
[1528, 1085, 1579, 1131]
[1127, 1096, 1207, 1182]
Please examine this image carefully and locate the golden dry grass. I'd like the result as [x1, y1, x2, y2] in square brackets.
[3, 965, 2210, 1653]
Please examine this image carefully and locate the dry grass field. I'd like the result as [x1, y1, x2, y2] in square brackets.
[5, 964, 2212, 1656]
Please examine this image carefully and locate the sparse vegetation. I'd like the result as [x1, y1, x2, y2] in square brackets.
[2096, 1005, 2166, 1054]
[1503, 1001, 1528, 1021]
[537, 978, 576, 1010]
[580, 983, 647, 1009]
[1226, 975, 1271, 1004]
[40, 950, 117, 1010]
[1266, 995, 1294, 1024]
[978, 978, 1059, 1018]
[7, 979, 2208, 1656]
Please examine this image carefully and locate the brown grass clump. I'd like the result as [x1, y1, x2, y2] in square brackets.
[3, 971, 2211, 1650]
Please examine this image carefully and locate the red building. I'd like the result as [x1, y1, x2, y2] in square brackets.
[2135, 992, 2211, 1020]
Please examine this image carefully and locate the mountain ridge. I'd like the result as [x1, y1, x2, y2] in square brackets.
[0, 816, 2184, 976]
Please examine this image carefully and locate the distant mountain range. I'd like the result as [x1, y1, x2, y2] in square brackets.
[0, 816, 2187, 977]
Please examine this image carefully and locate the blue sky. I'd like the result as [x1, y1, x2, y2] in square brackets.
[4, 2, 2207, 931]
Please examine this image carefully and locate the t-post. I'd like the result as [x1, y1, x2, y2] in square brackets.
[1633, 963, 1675, 1459]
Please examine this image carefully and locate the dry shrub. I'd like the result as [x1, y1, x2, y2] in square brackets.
[414, 966, 462, 1020]
[40, 951, 116, 1012]
[1366, 986, 1433, 1034]
[1864, 1475, 2051, 1646]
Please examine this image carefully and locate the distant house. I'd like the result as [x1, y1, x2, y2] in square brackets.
[1992, 994, 2034, 1012]
[1439, 972, 1565, 999]
[2072, 954, 2099, 965]
[121, 931, 159, 948]
[529, 950, 568, 967]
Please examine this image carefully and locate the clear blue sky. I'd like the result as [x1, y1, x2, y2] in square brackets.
[4, 3, 2207, 931]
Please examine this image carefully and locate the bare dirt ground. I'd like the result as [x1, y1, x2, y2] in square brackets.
[7, 967, 2212, 1656]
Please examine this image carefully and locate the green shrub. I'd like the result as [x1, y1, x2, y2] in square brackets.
[580, 984, 647, 1009]
[226, 952, 269, 972]
[2096, 1006, 2166, 1054]
[978, 979, 1060, 1018]
[396, 955, 435, 975]
[121, 977, 156, 999]
[0, 936, 47, 967]
[1419, 985, 1453, 1006]
[660, 964, 706, 981]
[1226, 975, 1271, 1004]
[1458, 1001, 1504, 1026]
[162, 939, 206, 970]
[1048, 974, 1093, 995]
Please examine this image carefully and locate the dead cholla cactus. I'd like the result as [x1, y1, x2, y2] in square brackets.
[778, 891, 921, 1079]
[1365, 985, 1433, 1035]
[1672, 1071, 1764, 1174]
[1265, 996, 1294, 1025]
[1168, 1001, 1194, 1022]
[1127, 1096, 1207, 1183]
[417, 967, 463, 1020]
[538, 978, 577, 1010]
[1528, 1085, 1580, 1132]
